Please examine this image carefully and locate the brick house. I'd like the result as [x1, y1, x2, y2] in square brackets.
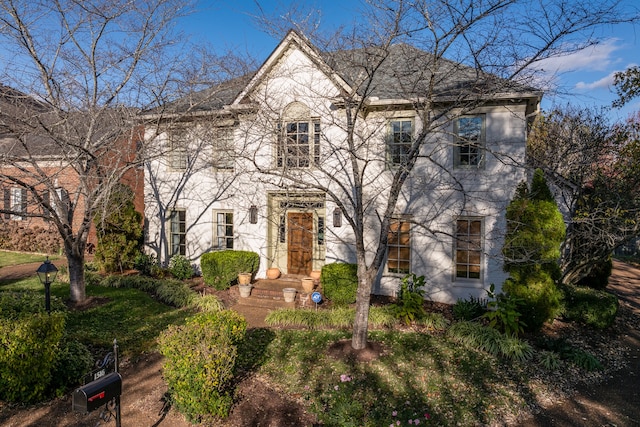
[0, 84, 144, 255]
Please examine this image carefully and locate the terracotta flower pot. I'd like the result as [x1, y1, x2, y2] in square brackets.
[301, 277, 315, 293]
[238, 273, 251, 285]
[266, 267, 281, 280]
[309, 270, 321, 281]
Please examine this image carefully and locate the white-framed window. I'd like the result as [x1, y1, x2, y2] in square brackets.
[454, 115, 485, 168]
[387, 217, 411, 274]
[169, 209, 186, 256]
[387, 119, 413, 167]
[5, 188, 27, 220]
[277, 119, 321, 168]
[212, 128, 235, 171]
[213, 210, 233, 250]
[167, 128, 188, 171]
[454, 218, 483, 280]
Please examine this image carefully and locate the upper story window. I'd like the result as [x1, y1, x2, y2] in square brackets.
[277, 102, 320, 168]
[211, 128, 234, 171]
[167, 128, 188, 171]
[454, 115, 485, 168]
[387, 119, 413, 167]
[455, 218, 483, 280]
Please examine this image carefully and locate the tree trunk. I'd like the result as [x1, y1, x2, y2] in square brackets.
[351, 261, 374, 350]
[67, 251, 86, 303]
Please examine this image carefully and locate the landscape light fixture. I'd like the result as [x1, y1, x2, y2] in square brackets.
[36, 257, 58, 313]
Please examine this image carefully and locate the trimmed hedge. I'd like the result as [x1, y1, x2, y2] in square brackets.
[321, 262, 358, 306]
[0, 308, 66, 403]
[158, 310, 247, 422]
[201, 250, 260, 290]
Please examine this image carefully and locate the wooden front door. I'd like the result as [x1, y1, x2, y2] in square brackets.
[287, 212, 313, 275]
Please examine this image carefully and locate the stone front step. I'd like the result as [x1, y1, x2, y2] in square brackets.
[234, 275, 320, 309]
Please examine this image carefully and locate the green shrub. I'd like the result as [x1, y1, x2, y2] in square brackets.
[391, 273, 426, 324]
[133, 252, 157, 276]
[169, 254, 194, 280]
[158, 310, 247, 422]
[453, 295, 487, 321]
[576, 257, 613, 290]
[560, 284, 618, 329]
[0, 312, 66, 402]
[193, 294, 225, 313]
[155, 279, 197, 308]
[201, 250, 260, 290]
[447, 321, 533, 361]
[321, 262, 358, 306]
[502, 269, 562, 332]
[483, 284, 527, 337]
[93, 184, 143, 273]
[502, 169, 565, 332]
[536, 337, 602, 371]
[0, 291, 66, 317]
[50, 339, 93, 396]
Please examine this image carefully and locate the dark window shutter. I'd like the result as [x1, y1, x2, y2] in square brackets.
[3, 189, 10, 220]
[20, 188, 27, 219]
[42, 190, 50, 217]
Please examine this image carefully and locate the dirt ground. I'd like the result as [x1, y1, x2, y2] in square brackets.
[0, 260, 638, 426]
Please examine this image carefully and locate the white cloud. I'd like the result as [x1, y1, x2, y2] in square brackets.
[533, 38, 622, 74]
[575, 62, 639, 91]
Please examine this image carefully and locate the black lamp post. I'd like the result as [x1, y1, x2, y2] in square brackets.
[36, 257, 58, 313]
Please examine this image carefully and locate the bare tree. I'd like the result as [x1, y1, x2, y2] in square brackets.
[246, 0, 638, 350]
[0, 0, 206, 303]
[529, 107, 640, 284]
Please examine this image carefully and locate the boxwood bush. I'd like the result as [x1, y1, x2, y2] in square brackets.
[200, 250, 259, 290]
[158, 310, 247, 422]
[321, 262, 358, 306]
[0, 292, 67, 403]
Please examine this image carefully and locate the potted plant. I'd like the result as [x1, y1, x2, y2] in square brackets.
[301, 277, 314, 293]
[238, 284, 252, 298]
[266, 267, 281, 280]
[238, 272, 251, 285]
[282, 287, 297, 303]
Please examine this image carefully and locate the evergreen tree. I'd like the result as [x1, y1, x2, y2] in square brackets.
[502, 169, 565, 331]
[94, 185, 143, 273]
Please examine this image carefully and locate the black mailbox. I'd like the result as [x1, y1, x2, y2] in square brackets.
[72, 372, 122, 413]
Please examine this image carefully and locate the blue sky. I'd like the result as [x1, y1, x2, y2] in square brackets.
[180, 0, 639, 121]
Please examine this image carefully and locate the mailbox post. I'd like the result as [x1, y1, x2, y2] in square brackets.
[73, 339, 121, 426]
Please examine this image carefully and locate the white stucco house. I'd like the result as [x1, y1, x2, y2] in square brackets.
[143, 30, 541, 304]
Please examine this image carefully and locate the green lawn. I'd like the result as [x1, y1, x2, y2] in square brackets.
[0, 251, 604, 425]
[0, 250, 60, 268]
[0, 276, 194, 357]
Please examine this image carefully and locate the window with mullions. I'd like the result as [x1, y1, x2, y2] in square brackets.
[169, 209, 186, 256]
[387, 218, 410, 274]
[454, 116, 485, 168]
[212, 128, 234, 171]
[167, 128, 188, 170]
[455, 218, 483, 279]
[388, 120, 412, 167]
[277, 119, 321, 168]
[3, 188, 27, 220]
[213, 211, 233, 250]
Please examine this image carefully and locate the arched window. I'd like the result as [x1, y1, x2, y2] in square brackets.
[277, 102, 320, 168]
